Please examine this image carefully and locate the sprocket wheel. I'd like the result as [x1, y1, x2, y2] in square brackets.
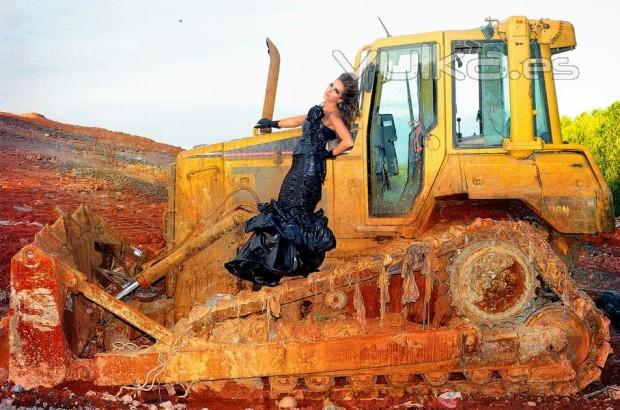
[449, 240, 538, 325]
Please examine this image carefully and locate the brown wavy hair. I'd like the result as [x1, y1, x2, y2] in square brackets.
[336, 72, 360, 128]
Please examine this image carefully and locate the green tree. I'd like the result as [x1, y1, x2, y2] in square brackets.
[561, 101, 620, 215]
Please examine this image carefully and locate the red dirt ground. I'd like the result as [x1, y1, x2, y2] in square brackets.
[0, 112, 618, 409]
[0, 112, 181, 295]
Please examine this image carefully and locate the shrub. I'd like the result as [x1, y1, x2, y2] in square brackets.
[561, 101, 620, 216]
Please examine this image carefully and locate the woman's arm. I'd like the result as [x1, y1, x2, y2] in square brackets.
[277, 114, 306, 128]
[329, 115, 354, 156]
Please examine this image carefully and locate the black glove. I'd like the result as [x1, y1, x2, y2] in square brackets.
[254, 118, 280, 129]
[317, 149, 334, 160]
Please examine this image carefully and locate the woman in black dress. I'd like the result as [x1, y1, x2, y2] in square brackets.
[224, 73, 360, 286]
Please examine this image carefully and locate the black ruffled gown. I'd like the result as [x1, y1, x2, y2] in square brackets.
[224, 105, 337, 286]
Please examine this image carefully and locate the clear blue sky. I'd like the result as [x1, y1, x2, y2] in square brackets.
[2, 0, 618, 148]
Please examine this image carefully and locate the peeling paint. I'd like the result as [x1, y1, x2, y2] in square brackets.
[13, 288, 59, 331]
[8, 287, 23, 366]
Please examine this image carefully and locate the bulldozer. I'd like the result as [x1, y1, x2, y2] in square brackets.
[9, 16, 615, 397]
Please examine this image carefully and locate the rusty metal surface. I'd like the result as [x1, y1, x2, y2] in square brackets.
[9, 246, 68, 388]
[181, 258, 384, 326]
[433, 219, 611, 391]
[136, 207, 255, 288]
[92, 326, 462, 385]
[64, 264, 177, 346]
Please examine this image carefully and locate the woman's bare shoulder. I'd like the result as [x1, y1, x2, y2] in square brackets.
[324, 109, 343, 124]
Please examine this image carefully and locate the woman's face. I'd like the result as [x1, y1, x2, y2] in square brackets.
[323, 79, 345, 104]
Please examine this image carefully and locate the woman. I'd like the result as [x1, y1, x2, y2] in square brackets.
[224, 73, 360, 286]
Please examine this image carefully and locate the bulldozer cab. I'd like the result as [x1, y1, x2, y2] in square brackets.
[330, 17, 613, 239]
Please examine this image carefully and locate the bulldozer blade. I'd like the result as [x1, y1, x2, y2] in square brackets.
[10, 245, 70, 388]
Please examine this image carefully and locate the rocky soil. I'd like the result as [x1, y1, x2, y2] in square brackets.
[0, 112, 618, 409]
[0, 112, 180, 298]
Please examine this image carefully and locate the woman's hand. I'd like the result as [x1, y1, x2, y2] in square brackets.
[317, 149, 334, 160]
[254, 118, 280, 129]
[255, 115, 306, 130]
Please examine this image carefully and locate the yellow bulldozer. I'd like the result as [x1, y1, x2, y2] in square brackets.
[9, 16, 614, 397]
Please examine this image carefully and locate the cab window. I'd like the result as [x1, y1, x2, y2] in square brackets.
[452, 40, 510, 148]
[531, 42, 551, 142]
[367, 43, 437, 217]
[452, 40, 552, 147]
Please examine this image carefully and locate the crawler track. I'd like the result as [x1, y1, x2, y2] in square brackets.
[192, 219, 611, 397]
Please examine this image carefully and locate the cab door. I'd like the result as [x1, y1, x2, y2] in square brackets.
[331, 34, 445, 239]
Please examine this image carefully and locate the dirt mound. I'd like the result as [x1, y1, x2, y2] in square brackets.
[19, 112, 47, 119]
[0, 112, 182, 301]
[0, 111, 180, 160]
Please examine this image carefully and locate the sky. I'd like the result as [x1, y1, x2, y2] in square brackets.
[1, 0, 618, 148]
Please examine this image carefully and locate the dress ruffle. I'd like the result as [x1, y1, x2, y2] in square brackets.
[224, 200, 336, 286]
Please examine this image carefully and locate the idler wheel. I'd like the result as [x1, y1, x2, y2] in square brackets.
[525, 306, 591, 366]
[449, 240, 537, 325]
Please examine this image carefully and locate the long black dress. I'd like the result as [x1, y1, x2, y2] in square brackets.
[224, 105, 337, 286]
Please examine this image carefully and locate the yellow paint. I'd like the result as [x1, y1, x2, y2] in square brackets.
[170, 16, 613, 272]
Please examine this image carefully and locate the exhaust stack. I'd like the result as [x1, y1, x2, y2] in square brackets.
[259, 38, 280, 133]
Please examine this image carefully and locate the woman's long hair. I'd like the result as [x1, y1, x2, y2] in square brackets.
[336, 72, 360, 128]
